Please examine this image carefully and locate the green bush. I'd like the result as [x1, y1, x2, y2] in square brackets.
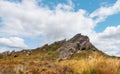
[48, 50, 53, 55]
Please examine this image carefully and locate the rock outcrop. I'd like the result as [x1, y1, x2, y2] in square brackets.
[56, 33, 97, 60]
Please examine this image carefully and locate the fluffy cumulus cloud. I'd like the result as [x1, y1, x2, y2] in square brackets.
[90, 0, 120, 23]
[0, 37, 28, 49]
[98, 25, 120, 39]
[92, 25, 120, 56]
[0, 0, 95, 39]
[0, 0, 120, 56]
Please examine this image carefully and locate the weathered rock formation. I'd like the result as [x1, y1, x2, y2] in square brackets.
[56, 33, 97, 60]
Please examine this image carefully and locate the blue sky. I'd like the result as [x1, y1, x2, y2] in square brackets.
[95, 13, 120, 32]
[40, 0, 116, 12]
[0, 0, 120, 56]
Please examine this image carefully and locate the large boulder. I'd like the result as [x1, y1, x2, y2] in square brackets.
[56, 33, 96, 60]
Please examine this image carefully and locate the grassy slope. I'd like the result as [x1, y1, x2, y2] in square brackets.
[0, 42, 120, 74]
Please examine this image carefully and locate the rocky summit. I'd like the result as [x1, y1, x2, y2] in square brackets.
[0, 33, 98, 60]
[56, 33, 97, 60]
[0, 33, 120, 74]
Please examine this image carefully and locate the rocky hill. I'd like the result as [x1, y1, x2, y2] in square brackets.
[0, 33, 103, 60]
[0, 34, 120, 74]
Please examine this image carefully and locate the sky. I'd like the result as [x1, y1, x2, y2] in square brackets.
[0, 0, 120, 56]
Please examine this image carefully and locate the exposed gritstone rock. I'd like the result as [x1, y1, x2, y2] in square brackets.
[56, 33, 97, 60]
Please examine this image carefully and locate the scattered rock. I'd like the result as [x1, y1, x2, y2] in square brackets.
[2, 51, 11, 57]
[26, 51, 32, 56]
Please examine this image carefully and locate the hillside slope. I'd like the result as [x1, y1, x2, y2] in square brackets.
[0, 34, 120, 74]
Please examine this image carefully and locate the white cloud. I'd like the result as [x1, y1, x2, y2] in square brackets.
[90, 0, 120, 23]
[0, 37, 28, 49]
[0, 0, 120, 56]
[0, 0, 95, 40]
[88, 0, 120, 56]
[92, 25, 120, 56]
[98, 25, 120, 39]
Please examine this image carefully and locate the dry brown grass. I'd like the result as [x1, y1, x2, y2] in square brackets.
[58, 52, 120, 74]
[0, 50, 120, 74]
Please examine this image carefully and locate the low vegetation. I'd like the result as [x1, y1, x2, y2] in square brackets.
[0, 49, 120, 74]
